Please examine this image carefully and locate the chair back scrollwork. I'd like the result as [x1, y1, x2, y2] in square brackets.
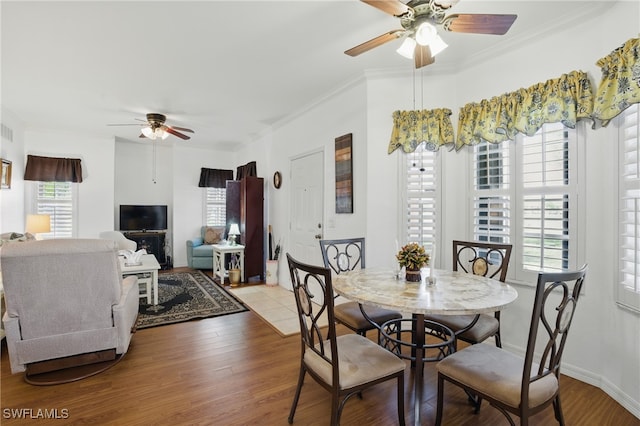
[319, 238, 365, 275]
[453, 240, 512, 282]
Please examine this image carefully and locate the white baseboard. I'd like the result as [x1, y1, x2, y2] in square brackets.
[502, 342, 640, 420]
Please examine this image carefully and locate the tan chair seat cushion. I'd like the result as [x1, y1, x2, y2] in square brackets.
[304, 334, 406, 390]
[426, 313, 499, 343]
[437, 344, 558, 408]
[335, 302, 402, 331]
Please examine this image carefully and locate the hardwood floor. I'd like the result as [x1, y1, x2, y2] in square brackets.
[1, 283, 638, 425]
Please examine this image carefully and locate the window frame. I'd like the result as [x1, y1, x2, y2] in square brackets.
[400, 144, 442, 265]
[26, 181, 78, 239]
[470, 122, 586, 285]
[203, 186, 227, 227]
[616, 103, 640, 313]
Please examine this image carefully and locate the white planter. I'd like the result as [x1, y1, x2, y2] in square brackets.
[266, 260, 278, 286]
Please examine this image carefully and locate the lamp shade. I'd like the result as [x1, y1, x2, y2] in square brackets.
[228, 223, 241, 236]
[26, 214, 51, 234]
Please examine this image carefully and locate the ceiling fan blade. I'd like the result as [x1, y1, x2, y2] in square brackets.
[345, 29, 406, 56]
[168, 126, 194, 133]
[443, 14, 517, 35]
[164, 126, 191, 140]
[414, 44, 435, 69]
[361, 0, 411, 17]
[139, 133, 147, 138]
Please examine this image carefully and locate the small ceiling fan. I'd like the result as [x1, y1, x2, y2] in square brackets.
[108, 113, 194, 140]
[345, 0, 517, 68]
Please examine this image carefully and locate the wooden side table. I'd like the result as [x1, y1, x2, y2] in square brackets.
[212, 244, 245, 285]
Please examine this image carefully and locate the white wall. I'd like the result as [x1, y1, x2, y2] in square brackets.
[114, 139, 174, 261]
[115, 139, 237, 267]
[0, 109, 26, 234]
[172, 145, 236, 267]
[365, 70, 459, 269]
[243, 78, 369, 288]
[24, 129, 115, 238]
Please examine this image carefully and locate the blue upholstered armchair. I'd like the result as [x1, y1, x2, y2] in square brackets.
[186, 226, 225, 269]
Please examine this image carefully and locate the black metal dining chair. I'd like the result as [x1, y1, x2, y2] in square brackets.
[435, 265, 588, 426]
[286, 253, 406, 425]
[425, 240, 512, 348]
[319, 238, 402, 337]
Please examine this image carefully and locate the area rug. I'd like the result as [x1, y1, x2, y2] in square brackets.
[136, 270, 247, 329]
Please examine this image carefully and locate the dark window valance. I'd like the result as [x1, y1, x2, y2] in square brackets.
[24, 155, 83, 183]
[198, 168, 233, 188]
[236, 161, 257, 180]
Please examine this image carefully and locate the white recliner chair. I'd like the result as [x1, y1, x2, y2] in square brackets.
[99, 231, 137, 251]
[1, 239, 139, 384]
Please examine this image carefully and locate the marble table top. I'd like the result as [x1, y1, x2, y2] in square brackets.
[333, 268, 518, 315]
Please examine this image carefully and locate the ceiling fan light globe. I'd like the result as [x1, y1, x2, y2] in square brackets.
[415, 22, 437, 46]
[396, 37, 416, 59]
[430, 34, 448, 56]
[160, 130, 169, 140]
[141, 126, 155, 139]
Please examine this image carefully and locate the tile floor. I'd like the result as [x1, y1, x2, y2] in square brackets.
[229, 284, 328, 336]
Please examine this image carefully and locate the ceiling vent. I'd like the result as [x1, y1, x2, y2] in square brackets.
[1, 123, 14, 143]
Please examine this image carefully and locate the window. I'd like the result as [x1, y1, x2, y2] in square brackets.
[472, 122, 582, 283]
[404, 144, 438, 252]
[30, 181, 77, 238]
[205, 187, 226, 226]
[473, 142, 511, 244]
[618, 103, 640, 312]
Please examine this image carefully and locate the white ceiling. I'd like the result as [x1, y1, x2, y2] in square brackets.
[1, 1, 613, 151]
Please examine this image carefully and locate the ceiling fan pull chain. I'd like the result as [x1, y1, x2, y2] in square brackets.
[152, 140, 157, 184]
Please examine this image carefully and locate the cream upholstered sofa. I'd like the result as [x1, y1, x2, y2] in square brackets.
[1, 239, 139, 376]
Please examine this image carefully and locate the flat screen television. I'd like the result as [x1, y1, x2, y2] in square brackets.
[119, 205, 168, 231]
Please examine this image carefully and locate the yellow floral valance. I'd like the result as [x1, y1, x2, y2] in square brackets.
[388, 108, 454, 154]
[456, 70, 594, 150]
[593, 37, 640, 126]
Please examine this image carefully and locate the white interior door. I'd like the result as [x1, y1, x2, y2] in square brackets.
[287, 150, 324, 291]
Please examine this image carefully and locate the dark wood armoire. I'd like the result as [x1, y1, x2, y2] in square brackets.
[226, 177, 264, 282]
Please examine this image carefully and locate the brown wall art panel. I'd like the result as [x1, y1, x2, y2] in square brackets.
[335, 133, 353, 213]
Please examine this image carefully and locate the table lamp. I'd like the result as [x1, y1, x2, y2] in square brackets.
[228, 223, 240, 245]
[26, 214, 51, 240]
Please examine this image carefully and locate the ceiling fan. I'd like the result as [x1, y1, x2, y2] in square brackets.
[345, 0, 517, 68]
[108, 113, 194, 140]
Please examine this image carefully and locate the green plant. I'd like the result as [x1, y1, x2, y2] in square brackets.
[396, 243, 429, 271]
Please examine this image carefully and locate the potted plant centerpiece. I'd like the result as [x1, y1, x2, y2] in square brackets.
[396, 242, 429, 282]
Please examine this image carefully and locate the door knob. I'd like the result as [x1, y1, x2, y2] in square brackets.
[314, 234, 322, 239]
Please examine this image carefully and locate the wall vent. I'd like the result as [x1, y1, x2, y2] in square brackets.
[1, 123, 14, 142]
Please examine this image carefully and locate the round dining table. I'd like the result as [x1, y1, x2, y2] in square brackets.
[333, 267, 518, 426]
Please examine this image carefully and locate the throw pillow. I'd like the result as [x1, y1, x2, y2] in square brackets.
[204, 226, 225, 244]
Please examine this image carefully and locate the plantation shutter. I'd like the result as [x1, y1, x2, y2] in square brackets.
[36, 181, 74, 238]
[618, 104, 640, 312]
[521, 122, 574, 272]
[205, 187, 226, 227]
[406, 145, 437, 249]
[473, 143, 511, 244]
